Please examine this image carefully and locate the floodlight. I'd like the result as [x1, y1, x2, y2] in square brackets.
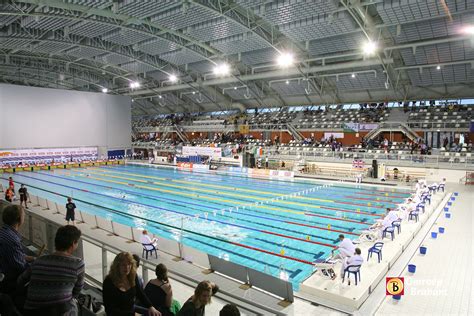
[213, 63, 230, 76]
[277, 52, 294, 67]
[362, 40, 377, 56]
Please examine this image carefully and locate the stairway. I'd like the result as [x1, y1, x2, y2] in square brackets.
[173, 124, 190, 143]
[365, 121, 420, 141]
[286, 123, 304, 141]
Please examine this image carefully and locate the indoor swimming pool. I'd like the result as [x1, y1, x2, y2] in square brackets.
[1, 164, 412, 288]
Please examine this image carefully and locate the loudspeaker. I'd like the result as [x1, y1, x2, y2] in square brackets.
[372, 159, 378, 178]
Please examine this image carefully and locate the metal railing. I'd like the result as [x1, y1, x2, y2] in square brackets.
[265, 148, 474, 169]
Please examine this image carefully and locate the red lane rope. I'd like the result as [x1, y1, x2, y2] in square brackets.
[261, 230, 337, 248]
[229, 241, 316, 265]
[285, 221, 359, 236]
[305, 213, 371, 225]
[320, 205, 380, 216]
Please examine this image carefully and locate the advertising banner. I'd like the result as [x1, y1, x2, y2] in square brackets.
[0, 147, 98, 165]
[182, 146, 222, 159]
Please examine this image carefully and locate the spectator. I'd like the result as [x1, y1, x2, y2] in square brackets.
[18, 184, 29, 209]
[0, 205, 33, 293]
[65, 197, 76, 225]
[103, 252, 160, 316]
[4, 186, 14, 203]
[145, 263, 181, 316]
[177, 281, 213, 316]
[140, 230, 158, 250]
[132, 254, 144, 289]
[19, 225, 84, 315]
[220, 304, 240, 316]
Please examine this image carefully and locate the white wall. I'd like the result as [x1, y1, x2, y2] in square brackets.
[0, 84, 131, 150]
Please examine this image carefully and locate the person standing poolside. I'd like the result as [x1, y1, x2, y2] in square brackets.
[8, 177, 14, 190]
[18, 184, 29, 209]
[65, 197, 76, 225]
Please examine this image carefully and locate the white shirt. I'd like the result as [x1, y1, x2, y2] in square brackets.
[386, 210, 399, 223]
[339, 238, 356, 254]
[382, 217, 393, 229]
[346, 254, 364, 267]
[140, 234, 155, 250]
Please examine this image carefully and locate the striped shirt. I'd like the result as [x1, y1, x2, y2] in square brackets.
[0, 225, 28, 281]
[21, 253, 85, 311]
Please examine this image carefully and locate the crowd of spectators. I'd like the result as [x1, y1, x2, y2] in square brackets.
[0, 201, 241, 316]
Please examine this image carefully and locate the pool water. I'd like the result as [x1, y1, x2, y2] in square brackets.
[1, 164, 411, 289]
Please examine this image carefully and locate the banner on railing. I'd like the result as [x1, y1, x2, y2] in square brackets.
[182, 146, 222, 159]
[359, 123, 379, 131]
[0, 147, 98, 164]
[324, 132, 344, 139]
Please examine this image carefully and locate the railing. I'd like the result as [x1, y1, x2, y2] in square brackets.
[0, 191, 295, 305]
[406, 121, 471, 130]
[265, 148, 474, 169]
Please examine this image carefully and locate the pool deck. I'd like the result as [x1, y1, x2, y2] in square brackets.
[299, 189, 448, 313]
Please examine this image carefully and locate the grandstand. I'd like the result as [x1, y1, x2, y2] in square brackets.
[0, 1, 473, 316]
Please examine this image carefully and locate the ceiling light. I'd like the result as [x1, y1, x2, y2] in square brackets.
[462, 26, 474, 35]
[351, 73, 356, 78]
[436, 65, 441, 70]
[213, 63, 230, 76]
[158, 95, 162, 99]
[362, 40, 377, 56]
[285, 80, 290, 84]
[129, 81, 140, 89]
[234, 86, 237, 90]
[192, 91, 196, 95]
[169, 74, 178, 82]
[277, 52, 294, 67]
[101, 88, 108, 93]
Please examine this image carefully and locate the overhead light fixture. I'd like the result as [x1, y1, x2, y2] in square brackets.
[351, 73, 356, 78]
[436, 65, 441, 70]
[158, 95, 162, 99]
[233, 86, 237, 90]
[362, 40, 377, 56]
[101, 88, 108, 93]
[192, 91, 196, 95]
[462, 26, 474, 35]
[285, 80, 290, 84]
[213, 63, 230, 76]
[277, 52, 294, 67]
[130, 81, 140, 89]
[169, 74, 178, 82]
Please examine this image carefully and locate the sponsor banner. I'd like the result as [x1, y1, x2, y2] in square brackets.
[182, 146, 222, 159]
[191, 164, 210, 172]
[269, 170, 295, 179]
[324, 132, 344, 139]
[177, 162, 193, 169]
[344, 122, 359, 132]
[0, 146, 98, 164]
[359, 123, 379, 131]
[247, 169, 270, 177]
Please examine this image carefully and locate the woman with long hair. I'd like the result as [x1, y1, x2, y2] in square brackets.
[145, 263, 180, 315]
[177, 281, 213, 316]
[102, 252, 161, 316]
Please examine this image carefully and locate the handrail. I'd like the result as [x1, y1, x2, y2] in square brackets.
[264, 148, 474, 169]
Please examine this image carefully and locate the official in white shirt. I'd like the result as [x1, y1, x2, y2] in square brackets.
[332, 234, 356, 259]
[140, 230, 158, 250]
[340, 248, 364, 283]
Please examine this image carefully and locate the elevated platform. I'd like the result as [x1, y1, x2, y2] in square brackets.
[299, 191, 447, 313]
